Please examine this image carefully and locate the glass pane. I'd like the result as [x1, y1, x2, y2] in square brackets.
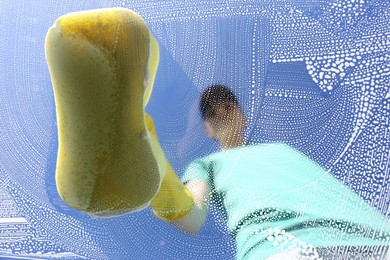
[0, 0, 389, 259]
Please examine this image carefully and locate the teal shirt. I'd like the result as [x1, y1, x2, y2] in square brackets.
[182, 143, 390, 258]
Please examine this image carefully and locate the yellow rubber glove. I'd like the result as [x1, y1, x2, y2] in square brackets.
[145, 114, 194, 222]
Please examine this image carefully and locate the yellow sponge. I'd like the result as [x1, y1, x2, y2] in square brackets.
[46, 8, 194, 220]
[45, 8, 161, 216]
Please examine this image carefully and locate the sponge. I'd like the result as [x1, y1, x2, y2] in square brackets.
[45, 8, 193, 220]
[45, 8, 161, 216]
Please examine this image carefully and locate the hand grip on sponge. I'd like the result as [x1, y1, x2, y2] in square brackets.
[45, 8, 193, 220]
[145, 114, 194, 221]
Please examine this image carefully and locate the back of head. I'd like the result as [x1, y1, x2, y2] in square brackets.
[199, 85, 239, 122]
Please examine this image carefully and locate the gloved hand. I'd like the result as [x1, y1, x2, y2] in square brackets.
[145, 114, 194, 221]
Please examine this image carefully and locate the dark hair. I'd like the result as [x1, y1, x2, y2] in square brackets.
[199, 85, 239, 121]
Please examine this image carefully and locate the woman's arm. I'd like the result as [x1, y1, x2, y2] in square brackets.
[172, 179, 211, 235]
